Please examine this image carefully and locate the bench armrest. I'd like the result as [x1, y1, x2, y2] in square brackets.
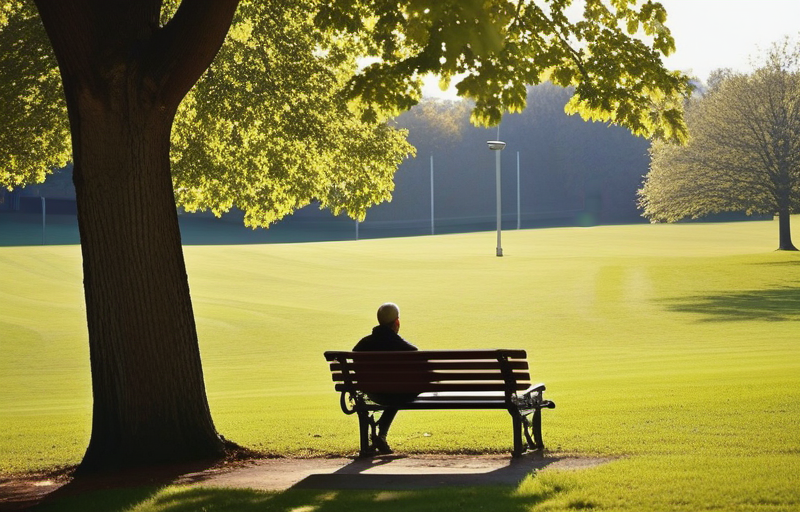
[513, 383, 555, 410]
[523, 383, 546, 395]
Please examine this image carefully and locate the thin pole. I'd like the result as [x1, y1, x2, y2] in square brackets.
[41, 197, 46, 245]
[517, 151, 521, 230]
[430, 154, 434, 235]
[355, 219, 359, 241]
[496, 149, 502, 257]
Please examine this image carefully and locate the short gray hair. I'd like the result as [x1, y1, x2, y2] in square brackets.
[377, 302, 400, 326]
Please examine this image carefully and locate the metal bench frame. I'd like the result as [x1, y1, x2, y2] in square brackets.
[324, 349, 555, 457]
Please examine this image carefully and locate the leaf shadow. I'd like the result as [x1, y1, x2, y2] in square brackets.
[661, 286, 800, 322]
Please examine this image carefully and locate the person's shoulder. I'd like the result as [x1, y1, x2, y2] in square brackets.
[352, 333, 373, 351]
[392, 333, 418, 351]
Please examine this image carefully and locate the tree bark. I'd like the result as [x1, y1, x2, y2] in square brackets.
[33, 0, 239, 472]
[777, 208, 798, 251]
[75, 103, 227, 471]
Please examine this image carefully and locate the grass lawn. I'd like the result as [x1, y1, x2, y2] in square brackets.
[1, 219, 799, 511]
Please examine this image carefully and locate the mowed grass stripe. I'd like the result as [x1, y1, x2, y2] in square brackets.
[1, 219, 799, 510]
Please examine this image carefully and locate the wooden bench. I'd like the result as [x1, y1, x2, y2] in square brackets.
[324, 349, 555, 457]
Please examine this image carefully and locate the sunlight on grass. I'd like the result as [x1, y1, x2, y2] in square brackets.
[2, 219, 800, 510]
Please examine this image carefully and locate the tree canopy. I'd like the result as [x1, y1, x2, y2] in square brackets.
[1, 1, 413, 224]
[318, 0, 689, 137]
[639, 40, 800, 250]
[0, 2, 70, 188]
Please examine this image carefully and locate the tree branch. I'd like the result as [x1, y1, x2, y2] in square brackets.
[147, 0, 240, 110]
[34, 0, 163, 81]
[528, 3, 588, 79]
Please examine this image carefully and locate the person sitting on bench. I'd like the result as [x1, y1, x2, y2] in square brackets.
[352, 302, 418, 454]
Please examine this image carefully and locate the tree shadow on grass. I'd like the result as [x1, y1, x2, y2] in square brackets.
[23, 455, 579, 512]
[22, 461, 215, 512]
[30, 484, 539, 512]
[661, 286, 800, 322]
[29, 486, 160, 512]
[751, 261, 800, 267]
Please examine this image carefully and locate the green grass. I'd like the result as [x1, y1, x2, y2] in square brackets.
[2, 219, 800, 511]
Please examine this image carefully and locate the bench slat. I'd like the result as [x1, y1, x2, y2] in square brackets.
[331, 371, 530, 383]
[335, 382, 530, 393]
[373, 401, 509, 410]
[416, 392, 507, 400]
[324, 349, 527, 361]
[329, 360, 529, 372]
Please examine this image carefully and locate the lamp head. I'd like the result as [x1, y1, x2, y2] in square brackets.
[487, 140, 506, 151]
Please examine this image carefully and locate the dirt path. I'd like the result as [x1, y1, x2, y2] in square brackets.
[175, 453, 612, 491]
[0, 454, 613, 510]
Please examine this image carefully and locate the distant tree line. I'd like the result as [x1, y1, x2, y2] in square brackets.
[365, 83, 652, 227]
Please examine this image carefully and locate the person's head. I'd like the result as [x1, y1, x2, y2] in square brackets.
[377, 302, 400, 332]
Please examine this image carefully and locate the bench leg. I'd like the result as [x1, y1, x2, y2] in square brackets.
[531, 408, 545, 450]
[512, 414, 524, 457]
[514, 408, 546, 455]
[357, 410, 372, 457]
[521, 413, 536, 450]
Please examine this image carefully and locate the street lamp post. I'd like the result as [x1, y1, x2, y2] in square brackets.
[41, 196, 46, 245]
[487, 140, 506, 257]
[516, 151, 521, 230]
[430, 154, 434, 235]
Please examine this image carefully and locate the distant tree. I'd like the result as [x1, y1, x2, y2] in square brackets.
[639, 41, 800, 250]
[397, 99, 472, 150]
[1, 0, 690, 472]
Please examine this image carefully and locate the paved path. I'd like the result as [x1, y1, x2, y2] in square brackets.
[0, 454, 612, 510]
[174, 454, 612, 491]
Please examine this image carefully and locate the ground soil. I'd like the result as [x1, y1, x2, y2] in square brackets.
[0, 453, 613, 511]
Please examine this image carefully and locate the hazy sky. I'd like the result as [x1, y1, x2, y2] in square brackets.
[659, 0, 800, 82]
[422, 0, 800, 98]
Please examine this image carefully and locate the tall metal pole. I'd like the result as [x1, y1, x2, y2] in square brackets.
[355, 219, 359, 240]
[41, 196, 46, 245]
[487, 140, 506, 256]
[517, 151, 521, 230]
[430, 154, 434, 235]
[495, 150, 502, 256]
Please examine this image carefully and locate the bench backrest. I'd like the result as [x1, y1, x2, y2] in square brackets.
[324, 349, 531, 394]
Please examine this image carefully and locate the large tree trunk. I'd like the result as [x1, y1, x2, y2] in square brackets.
[74, 103, 225, 471]
[777, 208, 797, 251]
[34, 0, 240, 472]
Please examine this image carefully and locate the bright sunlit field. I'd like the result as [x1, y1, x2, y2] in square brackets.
[2, 219, 799, 511]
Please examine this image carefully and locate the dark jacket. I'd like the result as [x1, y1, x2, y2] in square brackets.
[353, 324, 418, 352]
[352, 324, 418, 406]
